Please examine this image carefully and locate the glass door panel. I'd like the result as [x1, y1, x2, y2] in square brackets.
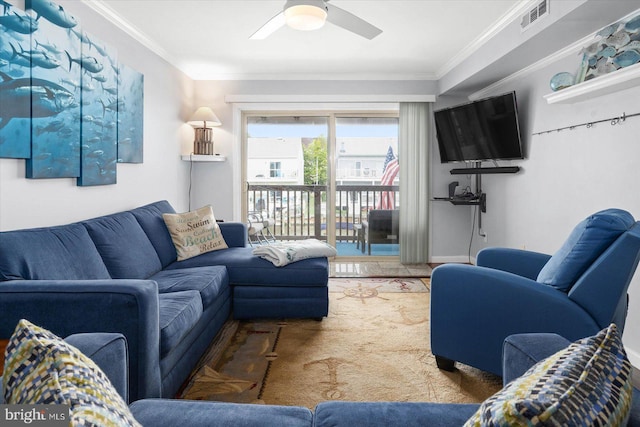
[335, 116, 399, 257]
[245, 116, 329, 243]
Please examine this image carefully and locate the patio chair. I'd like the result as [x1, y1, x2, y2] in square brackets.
[362, 209, 399, 255]
[247, 211, 276, 246]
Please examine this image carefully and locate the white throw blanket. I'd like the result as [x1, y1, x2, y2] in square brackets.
[252, 239, 337, 267]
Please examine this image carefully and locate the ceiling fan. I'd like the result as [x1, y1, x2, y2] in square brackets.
[250, 0, 382, 40]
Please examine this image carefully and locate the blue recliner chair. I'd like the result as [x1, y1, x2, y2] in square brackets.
[431, 208, 640, 376]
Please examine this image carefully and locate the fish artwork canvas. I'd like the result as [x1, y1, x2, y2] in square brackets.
[117, 63, 144, 164]
[25, 0, 81, 178]
[0, 2, 37, 158]
[1, 0, 144, 186]
[76, 32, 118, 186]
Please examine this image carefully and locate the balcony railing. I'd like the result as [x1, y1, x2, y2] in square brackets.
[248, 184, 399, 242]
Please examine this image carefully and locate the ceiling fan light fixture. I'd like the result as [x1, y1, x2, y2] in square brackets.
[284, 2, 327, 31]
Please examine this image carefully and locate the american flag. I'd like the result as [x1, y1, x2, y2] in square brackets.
[382, 146, 395, 172]
[378, 147, 399, 209]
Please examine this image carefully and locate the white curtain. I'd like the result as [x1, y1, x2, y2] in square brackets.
[399, 102, 432, 264]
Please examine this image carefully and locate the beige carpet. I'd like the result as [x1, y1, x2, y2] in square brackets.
[179, 278, 501, 409]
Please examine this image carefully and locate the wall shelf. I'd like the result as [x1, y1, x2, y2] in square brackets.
[544, 63, 640, 105]
[181, 154, 226, 162]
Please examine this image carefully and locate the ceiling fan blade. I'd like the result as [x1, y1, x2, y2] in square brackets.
[250, 11, 286, 40]
[325, 3, 382, 40]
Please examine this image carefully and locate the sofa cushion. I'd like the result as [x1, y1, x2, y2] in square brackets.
[0, 223, 111, 281]
[315, 401, 479, 427]
[158, 291, 203, 358]
[166, 247, 328, 287]
[464, 324, 632, 427]
[537, 209, 635, 292]
[150, 266, 228, 309]
[162, 205, 228, 261]
[83, 211, 163, 279]
[2, 319, 140, 426]
[130, 399, 314, 427]
[130, 200, 178, 268]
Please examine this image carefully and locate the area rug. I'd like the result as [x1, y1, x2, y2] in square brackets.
[178, 278, 501, 409]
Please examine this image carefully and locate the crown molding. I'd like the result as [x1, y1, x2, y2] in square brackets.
[81, 0, 177, 66]
[224, 94, 436, 103]
[186, 71, 439, 81]
[436, 0, 534, 79]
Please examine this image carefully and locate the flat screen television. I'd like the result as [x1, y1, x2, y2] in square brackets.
[434, 92, 524, 163]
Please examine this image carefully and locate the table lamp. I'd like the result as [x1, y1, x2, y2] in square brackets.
[188, 107, 221, 155]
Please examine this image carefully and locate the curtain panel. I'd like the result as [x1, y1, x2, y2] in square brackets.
[399, 102, 432, 263]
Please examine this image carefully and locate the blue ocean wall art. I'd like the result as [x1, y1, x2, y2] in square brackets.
[0, 2, 35, 158]
[25, 0, 81, 178]
[77, 33, 118, 186]
[0, 0, 144, 186]
[117, 63, 144, 164]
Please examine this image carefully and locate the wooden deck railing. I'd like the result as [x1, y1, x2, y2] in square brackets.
[247, 184, 399, 241]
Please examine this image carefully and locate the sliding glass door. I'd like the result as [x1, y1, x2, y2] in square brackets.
[334, 116, 399, 256]
[243, 112, 399, 258]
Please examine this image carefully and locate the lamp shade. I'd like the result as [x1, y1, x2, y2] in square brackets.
[284, 1, 327, 31]
[188, 107, 221, 128]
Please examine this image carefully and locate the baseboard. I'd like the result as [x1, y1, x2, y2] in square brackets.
[429, 255, 475, 265]
[626, 347, 640, 388]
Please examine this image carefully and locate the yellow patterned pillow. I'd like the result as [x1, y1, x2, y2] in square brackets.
[2, 319, 140, 426]
[163, 205, 228, 261]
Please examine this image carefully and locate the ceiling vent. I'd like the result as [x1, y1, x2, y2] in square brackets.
[521, 0, 549, 32]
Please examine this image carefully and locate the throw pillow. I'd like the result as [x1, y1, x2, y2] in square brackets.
[2, 319, 140, 427]
[464, 324, 633, 427]
[536, 208, 634, 292]
[162, 205, 228, 261]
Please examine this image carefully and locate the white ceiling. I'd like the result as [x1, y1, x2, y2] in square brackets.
[86, 0, 530, 81]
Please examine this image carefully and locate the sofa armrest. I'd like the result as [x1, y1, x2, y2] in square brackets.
[65, 333, 129, 402]
[502, 333, 570, 386]
[476, 247, 551, 280]
[219, 222, 248, 247]
[0, 279, 161, 401]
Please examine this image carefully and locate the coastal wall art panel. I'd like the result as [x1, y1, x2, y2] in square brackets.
[77, 32, 118, 186]
[1, 0, 144, 186]
[25, 0, 81, 178]
[0, 2, 36, 158]
[117, 64, 144, 164]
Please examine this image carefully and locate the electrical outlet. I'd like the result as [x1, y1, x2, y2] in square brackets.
[483, 233, 488, 243]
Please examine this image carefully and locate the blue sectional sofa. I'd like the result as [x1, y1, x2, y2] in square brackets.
[3, 331, 636, 426]
[0, 200, 329, 401]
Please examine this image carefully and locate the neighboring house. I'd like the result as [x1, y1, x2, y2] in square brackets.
[336, 137, 398, 185]
[247, 137, 304, 185]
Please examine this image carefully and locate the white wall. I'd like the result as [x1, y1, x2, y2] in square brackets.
[0, 1, 194, 230]
[468, 53, 640, 366]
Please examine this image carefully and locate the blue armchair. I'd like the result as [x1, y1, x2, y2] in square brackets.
[431, 208, 640, 376]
